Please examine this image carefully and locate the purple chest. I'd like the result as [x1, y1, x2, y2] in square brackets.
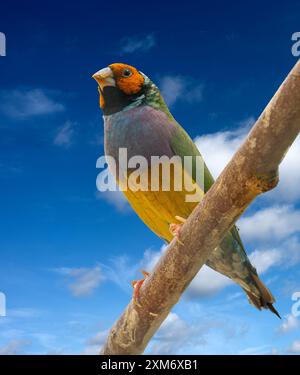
[104, 106, 176, 165]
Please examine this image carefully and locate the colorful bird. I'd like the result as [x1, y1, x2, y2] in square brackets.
[93, 63, 280, 318]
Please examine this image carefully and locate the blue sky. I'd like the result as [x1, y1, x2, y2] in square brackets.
[0, 0, 300, 354]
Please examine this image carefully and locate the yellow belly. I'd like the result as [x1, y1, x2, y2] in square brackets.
[120, 166, 204, 242]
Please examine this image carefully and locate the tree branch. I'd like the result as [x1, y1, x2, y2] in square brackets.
[101, 61, 300, 355]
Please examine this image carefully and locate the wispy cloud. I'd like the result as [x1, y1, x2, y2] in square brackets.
[238, 344, 272, 355]
[100, 255, 139, 293]
[54, 121, 76, 148]
[54, 255, 138, 298]
[269, 135, 300, 203]
[194, 121, 300, 203]
[194, 118, 254, 178]
[187, 266, 233, 298]
[120, 34, 155, 54]
[278, 314, 299, 334]
[288, 340, 300, 353]
[147, 311, 244, 355]
[160, 75, 204, 107]
[0, 339, 30, 355]
[54, 266, 104, 297]
[249, 237, 300, 273]
[249, 248, 282, 274]
[238, 205, 300, 242]
[0, 89, 64, 119]
[141, 245, 167, 271]
[96, 190, 130, 213]
[188, 236, 300, 298]
[148, 312, 206, 354]
[82, 329, 109, 355]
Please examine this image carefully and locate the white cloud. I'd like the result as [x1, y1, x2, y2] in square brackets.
[278, 314, 299, 333]
[120, 34, 155, 54]
[96, 190, 130, 212]
[160, 75, 204, 107]
[238, 206, 300, 242]
[81, 345, 100, 355]
[270, 135, 300, 203]
[187, 236, 300, 297]
[100, 255, 137, 292]
[249, 248, 283, 274]
[148, 312, 208, 354]
[249, 236, 300, 274]
[160, 76, 183, 106]
[0, 89, 64, 119]
[147, 311, 242, 355]
[194, 123, 300, 203]
[226, 292, 243, 301]
[0, 339, 29, 355]
[239, 344, 272, 355]
[141, 246, 167, 271]
[278, 235, 300, 267]
[288, 340, 300, 353]
[54, 266, 104, 297]
[187, 265, 232, 297]
[82, 329, 109, 355]
[87, 330, 109, 346]
[150, 313, 189, 354]
[194, 119, 253, 178]
[55, 255, 140, 298]
[54, 121, 75, 148]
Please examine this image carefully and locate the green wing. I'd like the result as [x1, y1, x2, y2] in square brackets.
[170, 121, 253, 266]
[170, 122, 214, 192]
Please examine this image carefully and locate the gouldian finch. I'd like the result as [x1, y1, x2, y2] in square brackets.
[93, 63, 280, 317]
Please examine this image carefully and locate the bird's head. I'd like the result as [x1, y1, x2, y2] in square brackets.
[92, 63, 171, 117]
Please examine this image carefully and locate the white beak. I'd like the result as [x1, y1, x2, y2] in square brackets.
[92, 67, 115, 89]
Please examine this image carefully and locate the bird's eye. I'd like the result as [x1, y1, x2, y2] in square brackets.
[122, 69, 133, 77]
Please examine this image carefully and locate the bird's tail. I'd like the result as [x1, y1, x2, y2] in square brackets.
[242, 273, 281, 319]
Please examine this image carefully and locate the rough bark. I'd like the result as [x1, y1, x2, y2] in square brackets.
[101, 61, 300, 355]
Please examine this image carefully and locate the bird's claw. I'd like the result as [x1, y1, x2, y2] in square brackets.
[169, 216, 186, 245]
[131, 270, 150, 306]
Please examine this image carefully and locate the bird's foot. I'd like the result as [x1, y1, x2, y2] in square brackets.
[131, 270, 150, 307]
[169, 216, 186, 245]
